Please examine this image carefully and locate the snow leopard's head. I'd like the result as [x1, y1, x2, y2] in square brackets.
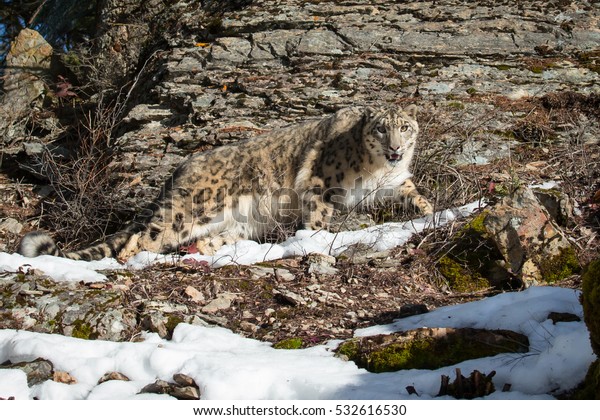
[363, 105, 419, 165]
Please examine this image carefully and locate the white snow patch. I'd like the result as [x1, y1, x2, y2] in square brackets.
[0, 287, 594, 400]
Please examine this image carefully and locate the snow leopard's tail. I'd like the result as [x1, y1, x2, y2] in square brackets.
[18, 231, 133, 261]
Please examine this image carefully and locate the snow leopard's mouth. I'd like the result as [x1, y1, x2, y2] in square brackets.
[386, 153, 402, 163]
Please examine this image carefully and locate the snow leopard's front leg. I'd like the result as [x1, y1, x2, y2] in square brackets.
[301, 176, 334, 231]
[396, 179, 434, 215]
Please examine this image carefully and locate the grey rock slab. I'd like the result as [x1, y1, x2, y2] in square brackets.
[124, 104, 174, 123]
[210, 37, 252, 63]
[297, 29, 348, 56]
[0, 358, 54, 386]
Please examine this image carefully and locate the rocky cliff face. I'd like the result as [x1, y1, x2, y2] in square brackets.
[111, 0, 598, 205]
[3, 0, 599, 213]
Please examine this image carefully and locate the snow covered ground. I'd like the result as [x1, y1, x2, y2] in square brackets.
[0, 287, 594, 400]
[0, 193, 595, 400]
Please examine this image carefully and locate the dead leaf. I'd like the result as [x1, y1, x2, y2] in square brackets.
[185, 286, 205, 304]
[98, 372, 130, 384]
[181, 258, 211, 272]
[128, 176, 142, 187]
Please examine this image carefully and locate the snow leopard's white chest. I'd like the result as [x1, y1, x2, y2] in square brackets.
[338, 161, 413, 209]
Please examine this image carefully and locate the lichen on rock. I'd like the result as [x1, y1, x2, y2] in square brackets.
[0, 272, 137, 341]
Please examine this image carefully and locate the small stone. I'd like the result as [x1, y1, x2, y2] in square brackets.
[98, 372, 130, 384]
[240, 321, 259, 333]
[249, 266, 275, 279]
[201, 292, 236, 313]
[124, 104, 173, 123]
[548, 312, 581, 324]
[140, 380, 172, 394]
[274, 268, 295, 281]
[274, 288, 306, 306]
[53, 371, 77, 384]
[172, 373, 197, 388]
[141, 312, 169, 338]
[170, 386, 200, 400]
[0, 218, 23, 234]
[306, 253, 338, 276]
[298, 30, 346, 56]
[399, 304, 429, 318]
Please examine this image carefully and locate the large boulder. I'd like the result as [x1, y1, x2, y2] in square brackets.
[438, 187, 579, 292]
[0, 29, 53, 139]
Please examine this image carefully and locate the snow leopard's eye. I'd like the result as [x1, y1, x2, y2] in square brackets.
[376, 125, 387, 134]
[400, 124, 410, 132]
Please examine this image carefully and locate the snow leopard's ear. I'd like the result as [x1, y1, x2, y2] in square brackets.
[404, 104, 418, 119]
[364, 107, 377, 121]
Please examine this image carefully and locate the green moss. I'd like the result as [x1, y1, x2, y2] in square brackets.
[447, 102, 465, 110]
[238, 279, 252, 291]
[492, 129, 517, 140]
[575, 359, 600, 399]
[461, 212, 487, 236]
[495, 64, 512, 71]
[436, 211, 509, 292]
[62, 51, 82, 68]
[337, 339, 359, 360]
[260, 282, 274, 299]
[166, 316, 184, 336]
[273, 337, 303, 350]
[46, 318, 58, 333]
[466, 87, 477, 95]
[366, 339, 434, 372]
[575, 259, 600, 399]
[538, 247, 580, 283]
[529, 65, 545, 74]
[72, 320, 93, 340]
[582, 259, 600, 355]
[438, 255, 491, 293]
[338, 329, 529, 373]
[576, 50, 600, 74]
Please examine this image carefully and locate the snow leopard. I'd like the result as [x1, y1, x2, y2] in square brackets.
[18, 105, 434, 261]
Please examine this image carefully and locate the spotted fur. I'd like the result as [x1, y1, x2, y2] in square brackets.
[19, 105, 433, 261]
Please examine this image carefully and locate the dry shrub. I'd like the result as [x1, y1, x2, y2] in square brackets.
[35, 100, 128, 249]
[30, 48, 161, 249]
[413, 107, 487, 212]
